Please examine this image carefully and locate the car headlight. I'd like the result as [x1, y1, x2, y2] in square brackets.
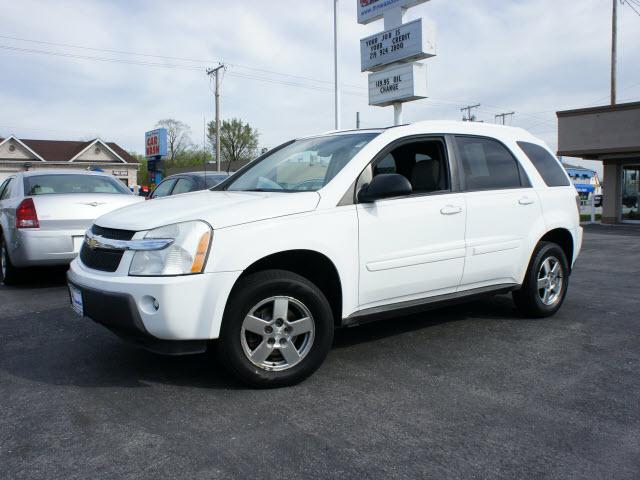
[129, 221, 212, 276]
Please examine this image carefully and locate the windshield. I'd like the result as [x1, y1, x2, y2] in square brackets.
[225, 133, 379, 192]
[24, 174, 131, 195]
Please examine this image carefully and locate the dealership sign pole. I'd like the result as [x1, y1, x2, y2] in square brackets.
[358, 0, 435, 125]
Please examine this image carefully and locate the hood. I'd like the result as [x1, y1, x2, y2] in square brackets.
[94, 190, 321, 231]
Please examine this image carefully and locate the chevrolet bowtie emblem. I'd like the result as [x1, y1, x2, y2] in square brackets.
[86, 237, 99, 250]
[80, 202, 106, 207]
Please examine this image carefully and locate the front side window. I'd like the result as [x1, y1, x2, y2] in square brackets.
[226, 133, 379, 192]
[455, 136, 525, 191]
[24, 175, 131, 196]
[150, 179, 176, 199]
[517, 141, 570, 187]
[369, 139, 450, 194]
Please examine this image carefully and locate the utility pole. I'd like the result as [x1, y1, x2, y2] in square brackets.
[495, 112, 515, 125]
[461, 104, 481, 122]
[333, 0, 341, 130]
[206, 64, 225, 172]
[611, 0, 617, 105]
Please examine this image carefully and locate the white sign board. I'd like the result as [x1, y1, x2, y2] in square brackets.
[357, 0, 429, 25]
[360, 18, 435, 72]
[368, 62, 427, 107]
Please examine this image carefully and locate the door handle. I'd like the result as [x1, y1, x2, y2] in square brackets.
[518, 196, 535, 205]
[440, 205, 462, 215]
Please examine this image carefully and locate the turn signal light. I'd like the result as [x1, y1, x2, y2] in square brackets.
[190, 231, 211, 273]
[16, 198, 40, 229]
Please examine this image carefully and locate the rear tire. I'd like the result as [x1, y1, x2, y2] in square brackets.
[0, 235, 21, 286]
[218, 269, 334, 388]
[513, 241, 569, 318]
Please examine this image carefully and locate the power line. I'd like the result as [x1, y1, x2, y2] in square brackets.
[0, 32, 365, 90]
[622, 0, 640, 17]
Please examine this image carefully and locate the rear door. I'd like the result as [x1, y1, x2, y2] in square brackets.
[454, 135, 543, 289]
[357, 136, 467, 308]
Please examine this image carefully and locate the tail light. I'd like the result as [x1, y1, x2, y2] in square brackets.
[16, 198, 40, 228]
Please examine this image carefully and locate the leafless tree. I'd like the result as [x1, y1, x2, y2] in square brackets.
[156, 118, 192, 161]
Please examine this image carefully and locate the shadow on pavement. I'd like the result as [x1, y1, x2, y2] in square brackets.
[1, 288, 520, 391]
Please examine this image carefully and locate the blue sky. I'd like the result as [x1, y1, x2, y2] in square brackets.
[1, 0, 639, 175]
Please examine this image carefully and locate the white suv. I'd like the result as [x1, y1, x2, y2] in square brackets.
[67, 121, 582, 387]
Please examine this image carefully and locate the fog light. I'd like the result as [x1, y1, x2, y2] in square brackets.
[140, 295, 160, 314]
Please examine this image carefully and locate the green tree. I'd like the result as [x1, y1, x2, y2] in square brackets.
[156, 118, 192, 161]
[208, 118, 259, 172]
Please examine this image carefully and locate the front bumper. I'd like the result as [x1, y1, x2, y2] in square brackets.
[11, 228, 86, 267]
[67, 259, 241, 344]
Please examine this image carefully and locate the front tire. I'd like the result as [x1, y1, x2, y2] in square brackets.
[0, 235, 21, 286]
[513, 241, 570, 318]
[218, 269, 334, 388]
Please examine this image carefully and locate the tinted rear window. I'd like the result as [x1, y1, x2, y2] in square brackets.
[455, 136, 526, 190]
[24, 175, 131, 195]
[517, 142, 570, 187]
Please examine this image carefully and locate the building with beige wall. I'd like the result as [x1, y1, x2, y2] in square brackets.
[557, 101, 640, 224]
[0, 136, 139, 186]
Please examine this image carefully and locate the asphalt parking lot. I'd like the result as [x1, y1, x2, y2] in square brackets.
[1, 224, 639, 479]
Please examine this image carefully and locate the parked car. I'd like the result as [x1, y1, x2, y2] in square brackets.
[148, 171, 233, 199]
[0, 170, 143, 284]
[67, 121, 582, 387]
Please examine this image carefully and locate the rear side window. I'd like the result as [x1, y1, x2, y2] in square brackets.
[172, 178, 195, 195]
[24, 175, 130, 195]
[205, 175, 229, 188]
[517, 141, 571, 187]
[455, 136, 527, 191]
[150, 178, 176, 198]
[0, 178, 13, 200]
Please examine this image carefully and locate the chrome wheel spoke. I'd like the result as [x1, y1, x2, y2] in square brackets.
[250, 340, 272, 363]
[541, 258, 551, 276]
[543, 288, 551, 304]
[243, 315, 270, 335]
[537, 277, 547, 290]
[289, 317, 313, 336]
[273, 297, 289, 321]
[550, 262, 560, 276]
[279, 340, 301, 364]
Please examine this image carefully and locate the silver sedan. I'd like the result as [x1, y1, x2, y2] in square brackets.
[0, 170, 143, 284]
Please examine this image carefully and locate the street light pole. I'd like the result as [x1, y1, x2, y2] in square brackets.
[611, 0, 617, 105]
[334, 0, 341, 130]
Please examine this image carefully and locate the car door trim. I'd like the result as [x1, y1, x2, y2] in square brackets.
[343, 283, 520, 327]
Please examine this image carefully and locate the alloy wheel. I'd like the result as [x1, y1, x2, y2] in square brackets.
[240, 296, 315, 371]
[537, 256, 564, 306]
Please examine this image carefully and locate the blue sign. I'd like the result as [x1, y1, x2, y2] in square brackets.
[145, 128, 168, 159]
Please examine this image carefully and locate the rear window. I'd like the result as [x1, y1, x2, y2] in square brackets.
[24, 174, 131, 195]
[517, 142, 570, 187]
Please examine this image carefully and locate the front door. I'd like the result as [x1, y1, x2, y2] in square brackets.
[357, 137, 467, 308]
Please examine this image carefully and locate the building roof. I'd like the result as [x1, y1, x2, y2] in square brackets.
[0, 137, 137, 163]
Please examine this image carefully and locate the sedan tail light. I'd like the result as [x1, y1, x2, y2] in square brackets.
[16, 198, 40, 228]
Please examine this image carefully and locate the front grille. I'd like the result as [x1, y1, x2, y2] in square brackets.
[79, 224, 136, 272]
[80, 243, 124, 272]
[91, 224, 135, 241]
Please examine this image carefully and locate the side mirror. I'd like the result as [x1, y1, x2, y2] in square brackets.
[357, 173, 412, 203]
